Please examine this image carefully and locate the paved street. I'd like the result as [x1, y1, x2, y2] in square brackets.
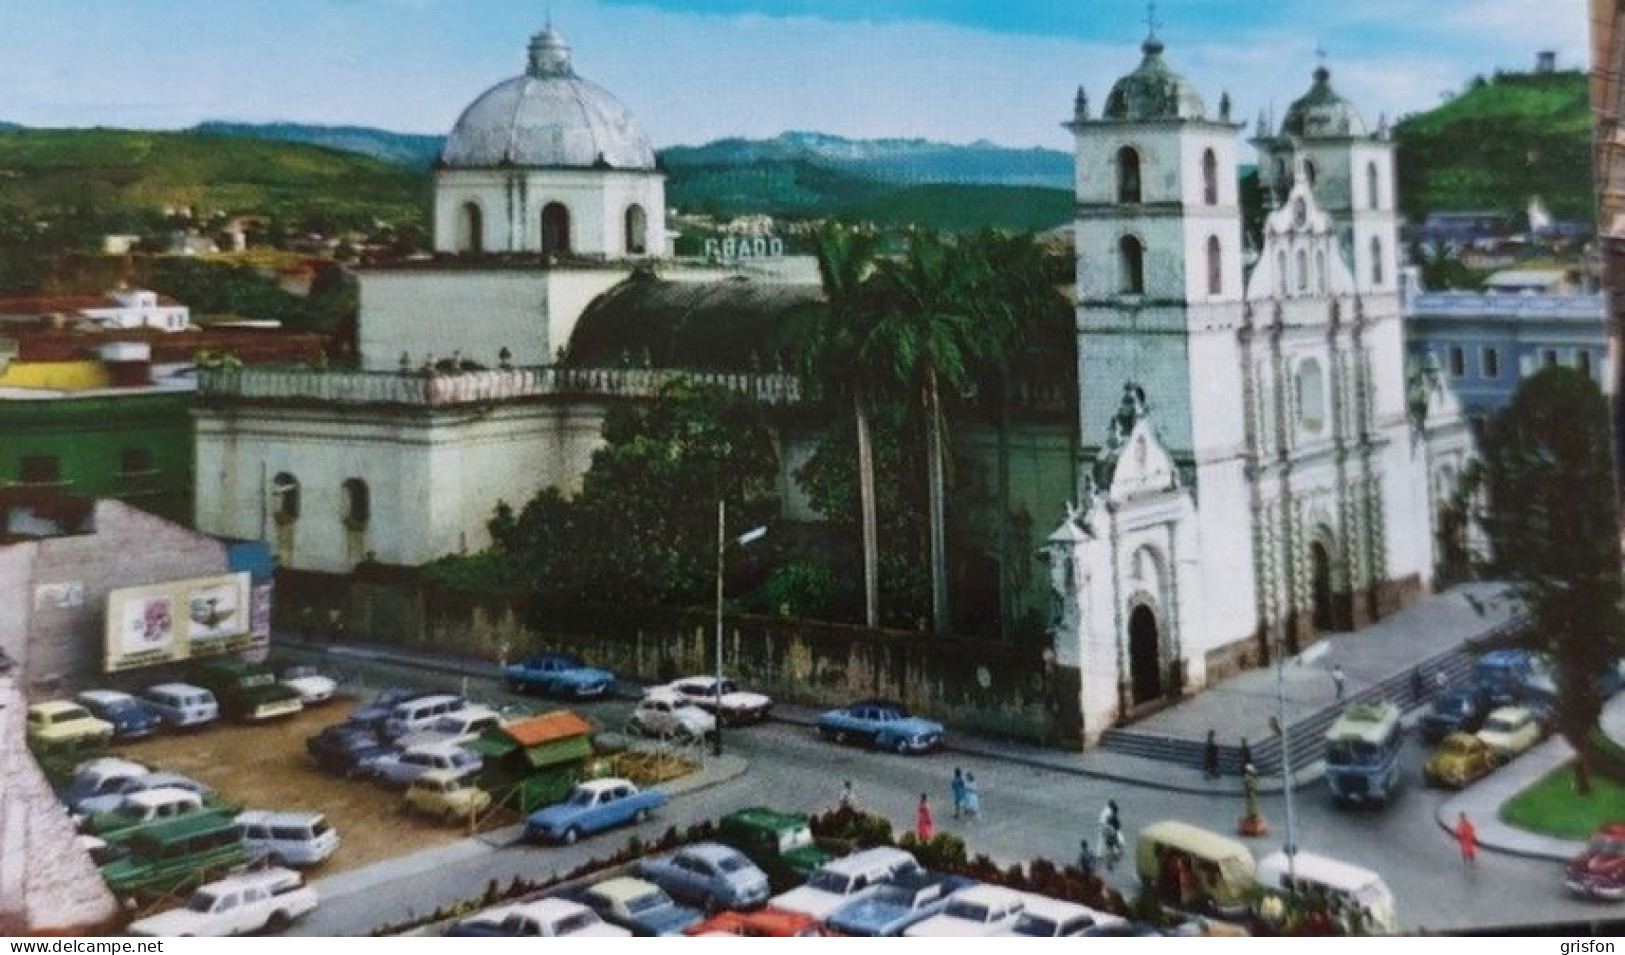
[280, 647, 1610, 936]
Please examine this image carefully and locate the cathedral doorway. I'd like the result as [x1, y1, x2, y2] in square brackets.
[458, 202, 483, 254]
[1311, 540, 1334, 632]
[957, 553, 1002, 638]
[1128, 604, 1163, 706]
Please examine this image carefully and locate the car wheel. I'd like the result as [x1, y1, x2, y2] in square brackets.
[563, 826, 580, 846]
[894, 737, 910, 755]
[266, 911, 290, 933]
[267, 853, 284, 869]
[635, 808, 650, 824]
[834, 730, 849, 745]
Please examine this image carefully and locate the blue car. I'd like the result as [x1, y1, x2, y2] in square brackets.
[525, 777, 667, 845]
[503, 654, 615, 699]
[817, 700, 944, 754]
[1475, 650, 1536, 707]
[1418, 688, 1489, 744]
[75, 690, 162, 740]
[825, 871, 978, 937]
[635, 843, 771, 912]
[349, 689, 432, 733]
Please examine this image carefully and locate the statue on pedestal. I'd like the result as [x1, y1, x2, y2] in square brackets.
[1238, 762, 1269, 837]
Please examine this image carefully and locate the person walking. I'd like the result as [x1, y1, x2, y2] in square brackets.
[1455, 811, 1478, 865]
[1332, 664, 1347, 702]
[1098, 800, 1123, 870]
[916, 794, 935, 842]
[1239, 737, 1252, 775]
[963, 773, 981, 821]
[950, 768, 967, 819]
[1203, 729, 1220, 779]
[838, 779, 855, 811]
[1076, 839, 1098, 877]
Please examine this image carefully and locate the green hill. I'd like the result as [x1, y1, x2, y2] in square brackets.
[1394, 70, 1592, 223]
[0, 128, 428, 228]
[834, 184, 1073, 233]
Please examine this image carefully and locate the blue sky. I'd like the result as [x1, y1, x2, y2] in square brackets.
[0, 0, 1589, 149]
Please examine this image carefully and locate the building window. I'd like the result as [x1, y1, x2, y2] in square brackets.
[1579, 350, 1594, 378]
[1205, 235, 1222, 296]
[1314, 249, 1327, 294]
[1202, 149, 1219, 206]
[457, 202, 483, 254]
[272, 472, 300, 523]
[1297, 359, 1326, 432]
[624, 204, 648, 256]
[1370, 236, 1384, 287]
[1448, 346, 1466, 378]
[1544, 349, 1559, 369]
[1276, 250, 1289, 297]
[18, 455, 60, 485]
[1483, 347, 1500, 379]
[342, 478, 370, 531]
[119, 448, 153, 475]
[1117, 147, 1142, 204]
[1295, 249, 1309, 293]
[1366, 161, 1380, 211]
[1118, 235, 1145, 295]
[541, 202, 572, 256]
[1304, 158, 1318, 189]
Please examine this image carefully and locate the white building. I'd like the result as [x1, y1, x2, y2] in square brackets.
[75, 289, 191, 332]
[1046, 39, 1474, 742]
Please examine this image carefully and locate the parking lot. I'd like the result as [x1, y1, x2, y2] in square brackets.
[117, 700, 477, 875]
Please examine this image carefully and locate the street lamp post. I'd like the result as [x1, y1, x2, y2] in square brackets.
[713, 500, 765, 758]
[1274, 634, 1300, 889]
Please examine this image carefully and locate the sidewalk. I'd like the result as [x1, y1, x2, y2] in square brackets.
[1437, 694, 1625, 861]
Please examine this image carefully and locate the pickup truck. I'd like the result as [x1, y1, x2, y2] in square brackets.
[128, 867, 318, 936]
[502, 653, 615, 699]
[524, 777, 667, 845]
[189, 660, 304, 722]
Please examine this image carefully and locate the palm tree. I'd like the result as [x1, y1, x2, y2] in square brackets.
[796, 222, 884, 628]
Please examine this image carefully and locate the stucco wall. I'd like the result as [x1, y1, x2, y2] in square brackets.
[433, 169, 666, 259]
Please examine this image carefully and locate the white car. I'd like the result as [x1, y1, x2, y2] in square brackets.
[468, 899, 631, 938]
[904, 885, 1027, 937]
[772, 847, 921, 919]
[1003, 895, 1126, 937]
[129, 868, 318, 936]
[395, 705, 504, 750]
[236, 810, 341, 867]
[627, 690, 716, 740]
[79, 787, 204, 834]
[1476, 705, 1544, 761]
[280, 666, 339, 705]
[656, 676, 773, 724]
[370, 741, 482, 788]
[141, 682, 220, 728]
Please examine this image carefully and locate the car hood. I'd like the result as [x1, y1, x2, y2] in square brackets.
[526, 804, 583, 828]
[717, 691, 771, 709]
[237, 683, 303, 704]
[773, 887, 856, 919]
[558, 667, 614, 684]
[285, 676, 335, 691]
[74, 794, 125, 817]
[829, 898, 915, 934]
[890, 717, 943, 736]
[1569, 851, 1625, 880]
[129, 908, 201, 936]
[783, 846, 834, 875]
[641, 905, 702, 935]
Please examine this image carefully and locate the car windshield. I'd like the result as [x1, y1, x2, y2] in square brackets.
[58, 706, 91, 721]
[716, 856, 749, 873]
[1326, 741, 1382, 766]
[944, 901, 992, 922]
[285, 666, 315, 679]
[625, 892, 666, 915]
[807, 871, 853, 893]
[719, 681, 738, 695]
[1486, 717, 1517, 733]
[1010, 914, 1059, 936]
[569, 789, 597, 806]
[186, 892, 220, 913]
[555, 912, 596, 934]
[311, 821, 331, 837]
[868, 886, 916, 908]
[779, 827, 814, 852]
[1443, 737, 1476, 754]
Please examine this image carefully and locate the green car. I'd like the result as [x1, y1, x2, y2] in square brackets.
[188, 659, 304, 722]
[99, 813, 247, 903]
[716, 808, 833, 892]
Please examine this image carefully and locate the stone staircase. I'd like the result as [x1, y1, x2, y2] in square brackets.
[1099, 617, 1526, 775]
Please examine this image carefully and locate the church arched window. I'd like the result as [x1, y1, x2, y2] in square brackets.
[1366, 161, 1381, 210]
[1303, 158, 1318, 189]
[1276, 250, 1289, 297]
[272, 472, 300, 523]
[624, 204, 648, 256]
[1297, 359, 1326, 432]
[1117, 147, 1142, 204]
[1315, 249, 1327, 294]
[1205, 235, 1222, 296]
[342, 478, 370, 531]
[1202, 149, 1219, 206]
[1295, 248, 1309, 293]
[1118, 235, 1145, 295]
[542, 202, 572, 257]
[458, 202, 483, 255]
[1370, 235, 1384, 286]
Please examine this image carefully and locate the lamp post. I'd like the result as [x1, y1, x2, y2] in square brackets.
[1274, 633, 1300, 889]
[713, 499, 765, 757]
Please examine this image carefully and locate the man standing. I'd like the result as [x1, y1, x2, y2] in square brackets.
[1332, 664, 1347, 702]
[1456, 811, 1478, 865]
[1203, 729, 1220, 779]
[950, 768, 967, 819]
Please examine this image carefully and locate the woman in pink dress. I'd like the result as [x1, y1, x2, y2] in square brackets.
[916, 793, 935, 841]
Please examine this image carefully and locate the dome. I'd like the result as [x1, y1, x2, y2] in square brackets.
[439, 28, 656, 170]
[1281, 66, 1368, 138]
[1103, 37, 1207, 122]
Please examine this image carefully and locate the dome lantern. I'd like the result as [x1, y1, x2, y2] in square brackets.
[528, 27, 573, 78]
[1280, 65, 1368, 139]
[1101, 35, 1207, 123]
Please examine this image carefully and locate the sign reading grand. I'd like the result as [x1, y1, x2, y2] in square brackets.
[104, 572, 255, 673]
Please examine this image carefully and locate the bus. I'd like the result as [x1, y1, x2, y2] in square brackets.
[98, 812, 248, 903]
[1322, 701, 1403, 808]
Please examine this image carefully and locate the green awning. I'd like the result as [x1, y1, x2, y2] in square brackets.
[468, 735, 519, 760]
[523, 736, 593, 770]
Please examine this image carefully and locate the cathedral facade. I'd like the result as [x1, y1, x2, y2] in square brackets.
[1046, 37, 1475, 743]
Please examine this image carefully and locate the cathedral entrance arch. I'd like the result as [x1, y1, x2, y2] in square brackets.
[1128, 604, 1163, 706]
[1310, 539, 1334, 632]
[457, 202, 483, 254]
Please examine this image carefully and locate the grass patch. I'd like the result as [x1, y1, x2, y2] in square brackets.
[1502, 761, 1625, 841]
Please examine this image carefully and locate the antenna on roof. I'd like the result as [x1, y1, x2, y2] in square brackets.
[1145, 0, 1162, 39]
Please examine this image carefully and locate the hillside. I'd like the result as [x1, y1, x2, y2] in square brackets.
[0, 128, 428, 228]
[1394, 70, 1592, 223]
[191, 121, 445, 170]
[834, 184, 1073, 233]
[662, 131, 1072, 189]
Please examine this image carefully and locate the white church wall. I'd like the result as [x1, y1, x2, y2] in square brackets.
[434, 169, 665, 258]
[543, 270, 637, 364]
[360, 270, 558, 371]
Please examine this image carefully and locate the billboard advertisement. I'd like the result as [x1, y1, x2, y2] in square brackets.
[104, 572, 255, 673]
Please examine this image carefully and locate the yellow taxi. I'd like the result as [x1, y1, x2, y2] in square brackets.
[27, 701, 115, 747]
[404, 769, 492, 823]
[1423, 731, 1495, 789]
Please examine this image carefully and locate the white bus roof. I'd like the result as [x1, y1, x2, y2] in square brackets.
[1257, 850, 1385, 893]
[1324, 701, 1401, 744]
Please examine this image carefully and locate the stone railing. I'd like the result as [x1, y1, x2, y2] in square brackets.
[197, 365, 806, 408]
[1408, 292, 1604, 321]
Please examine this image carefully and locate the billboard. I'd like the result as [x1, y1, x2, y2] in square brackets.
[104, 572, 255, 673]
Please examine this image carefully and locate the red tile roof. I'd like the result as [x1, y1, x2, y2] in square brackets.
[504, 710, 594, 747]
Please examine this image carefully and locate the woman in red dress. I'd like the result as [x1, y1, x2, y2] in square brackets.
[916, 793, 935, 841]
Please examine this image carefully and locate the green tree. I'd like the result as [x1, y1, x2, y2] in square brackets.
[1482, 367, 1625, 792]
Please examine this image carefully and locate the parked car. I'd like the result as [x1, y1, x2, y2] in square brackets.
[403, 770, 492, 823]
[75, 772, 216, 818]
[140, 683, 220, 729]
[380, 693, 468, 740]
[27, 701, 114, 748]
[1474, 649, 1537, 707]
[395, 705, 505, 750]
[656, 676, 773, 724]
[58, 758, 150, 812]
[503, 653, 616, 699]
[189, 659, 304, 722]
[636, 843, 772, 912]
[575, 877, 703, 937]
[1004, 895, 1127, 937]
[628, 690, 716, 741]
[685, 908, 829, 937]
[1418, 688, 1490, 744]
[1476, 706, 1544, 762]
[280, 665, 339, 705]
[904, 885, 1027, 937]
[716, 807, 833, 892]
[772, 846, 922, 919]
[1566, 823, 1625, 900]
[816, 700, 943, 754]
[81, 787, 211, 839]
[349, 688, 432, 733]
[1423, 732, 1496, 788]
[75, 690, 163, 740]
[99, 813, 248, 904]
[371, 741, 482, 789]
[128, 867, 318, 936]
[236, 810, 340, 867]
[825, 870, 977, 937]
[446, 899, 630, 937]
[306, 724, 392, 778]
[525, 778, 667, 845]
